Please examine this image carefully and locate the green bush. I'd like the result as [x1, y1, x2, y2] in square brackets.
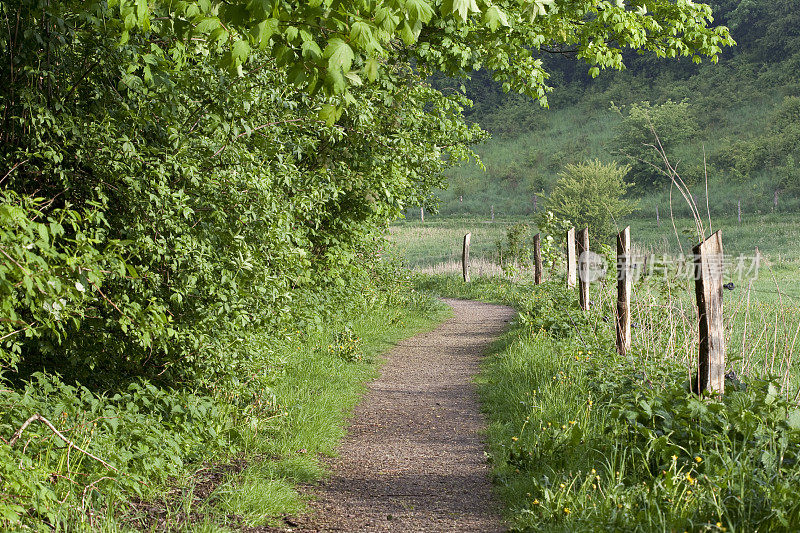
[612, 100, 700, 189]
[542, 160, 636, 243]
[496, 223, 534, 271]
[0, 2, 481, 385]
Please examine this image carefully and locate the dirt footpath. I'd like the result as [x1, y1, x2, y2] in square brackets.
[285, 298, 515, 532]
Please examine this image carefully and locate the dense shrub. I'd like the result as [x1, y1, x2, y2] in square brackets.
[612, 100, 700, 190]
[542, 160, 636, 243]
[0, 3, 480, 386]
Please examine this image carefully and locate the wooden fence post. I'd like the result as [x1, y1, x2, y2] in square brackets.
[694, 230, 725, 394]
[577, 227, 590, 311]
[737, 199, 742, 224]
[656, 205, 660, 227]
[533, 233, 542, 285]
[616, 226, 632, 355]
[462, 233, 471, 282]
[567, 227, 576, 288]
[420, 206, 424, 222]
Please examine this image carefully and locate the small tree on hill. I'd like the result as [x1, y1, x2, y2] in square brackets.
[613, 100, 700, 189]
[542, 160, 637, 243]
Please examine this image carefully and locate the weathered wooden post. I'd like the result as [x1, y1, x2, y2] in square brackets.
[462, 233, 471, 282]
[577, 227, 590, 311]
[566, 227, 576, 288]
[737, 199, 742, 224]
[656, 205, 660, 227]
[694, 230, 725, 394]
[420, 206, 424, 222]
[533, 233, 542, 285]
[616, 226, 632, 355]
[491, 205, 495, 222]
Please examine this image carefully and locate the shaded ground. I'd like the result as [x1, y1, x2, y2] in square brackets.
[279, 298, 515, 532]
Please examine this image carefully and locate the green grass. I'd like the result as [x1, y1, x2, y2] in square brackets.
[202, 295, 451, 528]
[390, 214, 800, 304]
[390, 218, 515, 267]
[0, 289, 449, 531]
[416, 274, 800, 531]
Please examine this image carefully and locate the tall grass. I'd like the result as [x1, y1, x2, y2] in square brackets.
[417, 274, 800, 531]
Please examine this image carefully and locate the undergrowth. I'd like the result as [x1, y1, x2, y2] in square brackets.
[417, 274, 800, 531]
[0, 279, 447, 530]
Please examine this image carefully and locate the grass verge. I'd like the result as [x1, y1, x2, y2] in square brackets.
[204, 296, 451, 529]
[0, 291, 449, 531]
[417, 273, 800, 532]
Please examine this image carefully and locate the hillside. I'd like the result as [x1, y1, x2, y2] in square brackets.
[427, 0, 800, 221]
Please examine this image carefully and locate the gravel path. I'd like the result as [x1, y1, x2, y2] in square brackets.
[286, 298, 515, 532]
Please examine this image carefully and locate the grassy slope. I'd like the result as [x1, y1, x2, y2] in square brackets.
[421, 64, 797, 222]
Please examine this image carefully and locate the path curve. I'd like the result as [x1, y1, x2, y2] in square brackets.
[288, 298, 515, 532]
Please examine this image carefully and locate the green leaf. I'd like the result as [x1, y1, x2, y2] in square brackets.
[442, 0, 479, 22]
[788, 409, 800, 430]
[135, 0, 148, 25]
[405, 0, 434, 24]
[301, 39, 322, 59]
[345, 71, 362, 86]
[252, 18, 279, 50]
[364, 57, 379, 82]
[350, 21, 375, 49]
[767, 382, 779, 405]
[527, 0, 554, 21]
[324, 38, 354, 72]
[195, 17, 220, 34]
[483, 5, 509, 31]
[231, 40, 251, 65]
[399, 20, 421, 45]
[318, 104, 342, 126]
[324, 68, 347, 94]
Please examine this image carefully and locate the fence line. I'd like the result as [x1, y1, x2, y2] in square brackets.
[446, 224, 800, 398]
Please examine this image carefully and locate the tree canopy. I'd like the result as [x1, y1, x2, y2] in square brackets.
[74, 0, 732, 112]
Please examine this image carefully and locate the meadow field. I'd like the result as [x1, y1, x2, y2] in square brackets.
[390, 213, 800, 302]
